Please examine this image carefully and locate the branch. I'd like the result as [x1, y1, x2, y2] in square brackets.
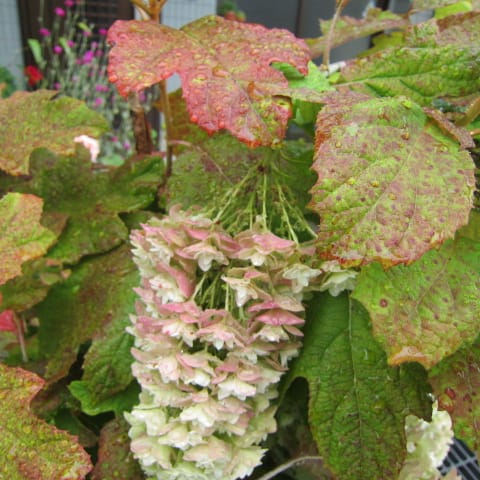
[255, 455, 324, 480]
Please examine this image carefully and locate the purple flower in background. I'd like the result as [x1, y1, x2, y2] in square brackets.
[64, 0, 75, 7]
[111, 136, 118, 143]
[82, 50, 95, 64]
[67, 40, 75, 48]
[39, 28, 51, 37]
[99, 28, 108, 36]
[54, 7, 66, 16]
[54, 82, 61, 90]
[83, 30, 92, 37]
[123, 141, 131, 150]
[94, 97, 104, 107]
[53, 45, 63, 54]
[95, 84, 109, 92]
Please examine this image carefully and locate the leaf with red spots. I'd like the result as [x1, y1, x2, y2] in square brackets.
[107, 16, 312, 146]
[429, 335, 480, 456]
[0, 193, 56, 285]
[309, 92, 475, 267]
[0, 90, 108, 176]
[352, 211, 480, 369]
[0, 363, 92, 479]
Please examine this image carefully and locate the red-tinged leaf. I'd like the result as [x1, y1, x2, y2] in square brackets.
[307, 8, 408, 59]
[91, 418, 143, 480]
[107, 17, 311, 146]
[424, 107, 475, 149]
[0, 363, 92, 479]
[0, 193, 57, 285]
[0, 309, 15, 331]
[352, 211, 480, 369]
[0, 90, 108, 176]
[429, 336, 480, 456]
[308, 93, 475, 267]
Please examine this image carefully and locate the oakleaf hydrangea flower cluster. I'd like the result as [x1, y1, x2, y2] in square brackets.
[399, 402, 457, 480]
[126, 207, 321, 479]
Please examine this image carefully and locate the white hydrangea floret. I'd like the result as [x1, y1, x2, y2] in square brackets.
[399, 401, 455, 480]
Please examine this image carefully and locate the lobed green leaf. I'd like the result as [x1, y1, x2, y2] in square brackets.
[309, 92, 475, 267]
[286, 292, 431, 480]
[352, 211, 480, 369]
[0, 363, 92, 479]
[0, 90, 108, 176]
[0, 193, 56, 285]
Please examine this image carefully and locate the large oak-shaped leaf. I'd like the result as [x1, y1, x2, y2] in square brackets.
[429, 335, 480, 456]
[309, 93, 475, 267]
[0, 90, 108, 176]
[0, 193, 56, 285]
[37, 245, 137, 383]
[337, 14, 480, 105]
[352, 211, 480, 369]
[25, 149, 163, 264]
[285, 292, 431, 480]
[107, 17, 311, 146]
[0, 363, 92, 479]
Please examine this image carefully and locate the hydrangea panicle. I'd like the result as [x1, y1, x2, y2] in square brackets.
[127, 207, 322, 479]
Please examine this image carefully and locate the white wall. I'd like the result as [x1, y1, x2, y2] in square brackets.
[0, 0, 25, 87]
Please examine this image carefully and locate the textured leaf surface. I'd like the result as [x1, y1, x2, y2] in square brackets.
[352, 212, 480, 368]
[37, 245, 138, 382]
[0, 258, 66, 312]
[25, 150, 163, 264]
[429, 335, 480, 456]
[107, 17, 311, 146]
[309, 93, 475, 267]
[307, 8, 408, 59]
[0, 90, 108, 176]
[338, 14, 480, 106]
[0, 363, 92, 479]
[286, 292, 431, 480]
[67, 248, 138, 414]
[91, 418, 143, 480]
[0, 193, 56, 285]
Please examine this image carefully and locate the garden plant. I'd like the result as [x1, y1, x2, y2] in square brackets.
[0, 0, 479, 479]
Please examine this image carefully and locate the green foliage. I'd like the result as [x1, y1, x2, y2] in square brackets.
[0, 90, 108, 176]
[0, 363, 92, 479]
[285, 293, 431, 480]
[0, 3, 479, 479]
[0, 193, 56, 285]
[0, 66, 16, 98]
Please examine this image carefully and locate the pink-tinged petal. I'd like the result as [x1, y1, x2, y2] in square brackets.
[157, 301, 200, 316]
[184, 226, 210, 240]
[215, 358, 239, 374]
[0, 310, 16, 332]
[250, 232, 295, 252]
[283, 324, 304, 337]
[248, 296, 304, 313]
[255, 309, 304, 326]
[237, 367, 262, 383]
[156, 261, 195, 297]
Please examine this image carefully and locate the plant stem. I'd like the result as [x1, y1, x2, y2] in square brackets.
[256, 455, 323, 480]
[323, 0, 348, 68]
